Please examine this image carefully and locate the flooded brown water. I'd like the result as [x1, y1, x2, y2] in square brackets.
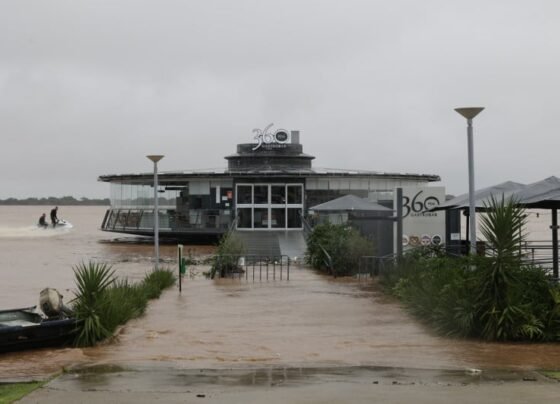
[1, 206, 560, 381]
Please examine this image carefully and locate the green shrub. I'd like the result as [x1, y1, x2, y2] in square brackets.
[143, 268, 177, 298]
[383, 196, 560, 342]
[72, 262, 176, 347]
[210, 232, 245, 278]
[305, 222, 374, 276]
[100, 279, 148, 332]
[379, 245, 449, 290]
[392, 255, 477, 337]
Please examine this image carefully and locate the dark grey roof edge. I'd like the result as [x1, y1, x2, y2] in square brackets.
[98, 171, 440, 183]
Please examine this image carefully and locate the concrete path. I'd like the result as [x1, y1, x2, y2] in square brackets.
[18, 366, 560, 403]
[9, 266, 560, 402]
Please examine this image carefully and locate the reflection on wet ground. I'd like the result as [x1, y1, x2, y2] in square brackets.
[4, 265, 560, 382]
[83, 266, 560, 372]
[37, 364, 556, 392]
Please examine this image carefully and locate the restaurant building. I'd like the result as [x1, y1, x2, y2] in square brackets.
[98, 126, 440, 250]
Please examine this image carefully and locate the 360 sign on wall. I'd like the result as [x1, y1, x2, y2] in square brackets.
[402, 189, 440, 218]
[396, 186, 446, 249]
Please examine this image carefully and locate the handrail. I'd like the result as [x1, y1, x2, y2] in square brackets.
[228, 214, 239, 233]
[212, 254, 290, 281]
[319, 244, 334, 274]
[300, 213, 314, 238]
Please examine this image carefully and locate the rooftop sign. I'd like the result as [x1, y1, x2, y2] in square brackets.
[252, 123, 290, 150]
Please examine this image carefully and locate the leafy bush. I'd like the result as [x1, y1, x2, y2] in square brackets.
[379, 245, 448, 290]
[72, 262, 176, 347]
[305, 222, 374, 276]
[143, 268, 177, 298]
[210, 232, 245, 278]
[384, 197, 560, 342]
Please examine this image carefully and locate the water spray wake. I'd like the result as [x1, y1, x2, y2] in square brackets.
[0, 225, 73, 238]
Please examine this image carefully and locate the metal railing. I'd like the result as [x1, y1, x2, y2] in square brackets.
[357, 255, 398, 279]
[300, 213, 314, 239]
[212, 255, 290, 281]
[102, 208, 233, 231]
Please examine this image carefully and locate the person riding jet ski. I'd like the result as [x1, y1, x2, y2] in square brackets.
[38, 213, 48, 228]
[50, 207, 59, 227]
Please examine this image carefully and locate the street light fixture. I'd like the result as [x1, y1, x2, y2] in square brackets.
[455, 107, 484, 255]
[147, 155, 164, 269]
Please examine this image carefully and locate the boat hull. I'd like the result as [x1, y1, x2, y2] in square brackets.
[0, 308, 79, 353]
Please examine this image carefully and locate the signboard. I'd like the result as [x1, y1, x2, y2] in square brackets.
[252, 123, 290, 150]
[395, 186, 446, 250]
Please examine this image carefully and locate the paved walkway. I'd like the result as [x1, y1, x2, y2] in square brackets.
[19, 366, 560, 403]
[9, 265, 560, 402]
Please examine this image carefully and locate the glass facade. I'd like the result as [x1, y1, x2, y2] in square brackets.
[235, 183, 304, 230]
[110, 183, 178, 209]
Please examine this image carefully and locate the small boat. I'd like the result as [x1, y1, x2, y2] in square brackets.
[0, 289, 79, 353]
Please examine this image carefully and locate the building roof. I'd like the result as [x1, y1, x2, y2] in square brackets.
[513, 176, 560, 209]
[432, 181, 526, 211]
[309, 194, 393, 212]
[98, 167, 440, 184]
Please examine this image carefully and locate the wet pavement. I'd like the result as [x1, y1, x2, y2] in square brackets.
[2, 206, 560, 401]
[8, 264, 560, 402]
[18, 365, 560, 403]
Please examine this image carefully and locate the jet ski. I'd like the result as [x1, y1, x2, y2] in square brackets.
[53, 219, 73, 229]
[37, 219, 73, 229]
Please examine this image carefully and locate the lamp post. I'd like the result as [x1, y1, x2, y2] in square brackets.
[454, 107, 484, 255]
[147, 155, 164, 269]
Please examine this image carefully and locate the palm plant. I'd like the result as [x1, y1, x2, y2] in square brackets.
[476, 196, 528, 340]
[72, 262, 116, 346]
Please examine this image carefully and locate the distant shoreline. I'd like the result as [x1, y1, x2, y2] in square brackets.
[0, 197, 109, 206]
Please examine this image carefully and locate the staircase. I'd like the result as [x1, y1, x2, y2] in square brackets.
[233, 230, 307, 260]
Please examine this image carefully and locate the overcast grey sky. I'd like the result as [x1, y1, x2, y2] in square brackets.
[1, 0, 559, 199]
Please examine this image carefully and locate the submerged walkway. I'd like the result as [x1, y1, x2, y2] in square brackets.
[7, 265, 560, 402]
[78, 264, 560, 371]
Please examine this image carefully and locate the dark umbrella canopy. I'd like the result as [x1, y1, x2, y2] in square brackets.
[309, 194, 393, 212]
[511, 176, 560, 209]
[512, 176, 560, 279]
[433, 181, 526, 211]
[427, 177, 560, 278]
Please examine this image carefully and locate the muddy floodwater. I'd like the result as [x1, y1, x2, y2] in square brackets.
[1, 206, 560, 381]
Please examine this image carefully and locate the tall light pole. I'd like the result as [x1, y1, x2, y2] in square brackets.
[147, 155, 164, 269]
[455, 107, 484, 255]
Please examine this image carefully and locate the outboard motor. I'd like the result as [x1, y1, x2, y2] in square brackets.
[39, 288, 74, 318]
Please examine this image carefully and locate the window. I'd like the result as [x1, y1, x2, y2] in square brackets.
[236, 183, 303, 230]
[271, 186, 286, 204]
[237, 185, 252, 204]
[287, 208, 302, 228]
[254, 185, 269, 204]
[254, 208, 269, 228]
[287, 185, 302, 204]
[271, 208, 286, 228]
[237, 208, 252, 228]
